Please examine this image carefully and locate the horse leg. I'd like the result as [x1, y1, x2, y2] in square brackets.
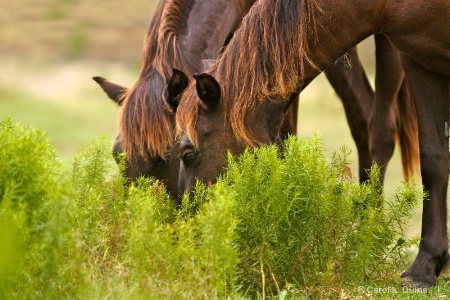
[400, 54, 449, 287]
[368, 34, 403, 184]
[325, 48, 374, 183]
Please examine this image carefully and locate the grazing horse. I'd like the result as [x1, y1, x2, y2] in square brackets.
[92, 0, 256, 201]
[176, 0, 450, 287]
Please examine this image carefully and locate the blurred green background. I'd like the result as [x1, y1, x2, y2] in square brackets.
[0, 0, 157, 156]
[0, 0, 418, 234]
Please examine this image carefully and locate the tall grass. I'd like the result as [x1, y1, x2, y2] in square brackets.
[216, 137, 421, 298]
[0, 117, 438, 299]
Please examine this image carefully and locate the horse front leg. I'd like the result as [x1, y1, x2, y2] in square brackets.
[325, 47, 374, 183]
[369, 34, 404, 185]
[400, 54, 450, 287]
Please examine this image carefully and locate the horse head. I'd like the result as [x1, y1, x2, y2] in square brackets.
[93, 69, 188, 202]
[177, 71, 289, 197]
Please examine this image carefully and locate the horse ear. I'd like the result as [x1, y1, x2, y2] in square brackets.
[92, 76, 128, 106]
[167, 69, 189, 111]
[193, 73, 221, 110]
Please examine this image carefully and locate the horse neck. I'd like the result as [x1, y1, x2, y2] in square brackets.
[301, 0, 384, 88]
[178, 0, 244, 73]
[251, 94, 299, 145]
[247, 0, 384, 145]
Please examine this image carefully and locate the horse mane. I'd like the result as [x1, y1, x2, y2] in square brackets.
[177, 0, 319, 147]
[119, 0, 192, 160]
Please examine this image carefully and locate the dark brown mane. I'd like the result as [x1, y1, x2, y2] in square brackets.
[177, 0, 319, 147]
[120, 0, 192, 159]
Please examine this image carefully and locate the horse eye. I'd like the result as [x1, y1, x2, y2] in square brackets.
[164, 152, 172, 160]
[182, 151, 198, 165]
[153, 156, 166, 166]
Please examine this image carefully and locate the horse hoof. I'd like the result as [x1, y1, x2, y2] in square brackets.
[401, 275, 436, 288]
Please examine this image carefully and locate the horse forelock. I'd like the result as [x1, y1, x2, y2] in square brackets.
[177, 0, 319, 147]
[141, 0, 191, 77]
[175, 82, 198, 148]
[120, 0, 193, 160]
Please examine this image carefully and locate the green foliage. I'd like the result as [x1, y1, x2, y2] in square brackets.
[0, 117, 64, 298]
[0, 118, 239, 299]
[0, 117, 59, 210]
[124, 179, 239, 298]
[0, 118, 438, 299]
[213, 136, 421, 298]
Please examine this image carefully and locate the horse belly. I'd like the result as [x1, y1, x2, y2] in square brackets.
[383, 0, 450, 76]
[387, 34, 450, 76]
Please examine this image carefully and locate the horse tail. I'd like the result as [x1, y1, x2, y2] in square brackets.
[395, 79, 420, 180]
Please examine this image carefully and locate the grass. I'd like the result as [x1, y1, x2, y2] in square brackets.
[0, 85, 117, 158]
[3, 118, 448, 299]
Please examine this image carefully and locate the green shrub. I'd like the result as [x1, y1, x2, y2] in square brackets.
[213, 136, 420, 298]
[0, 117, 65, 298]
[123, 179, 239, 298]
[0, 118, 424, 299]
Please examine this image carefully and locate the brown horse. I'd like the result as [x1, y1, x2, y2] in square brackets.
[92, 0, 256, 202]
[176, 0, 449, 287]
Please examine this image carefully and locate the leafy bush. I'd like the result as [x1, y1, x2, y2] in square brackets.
[217, 137, 420, 298]
[0, 118, 426, 299]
